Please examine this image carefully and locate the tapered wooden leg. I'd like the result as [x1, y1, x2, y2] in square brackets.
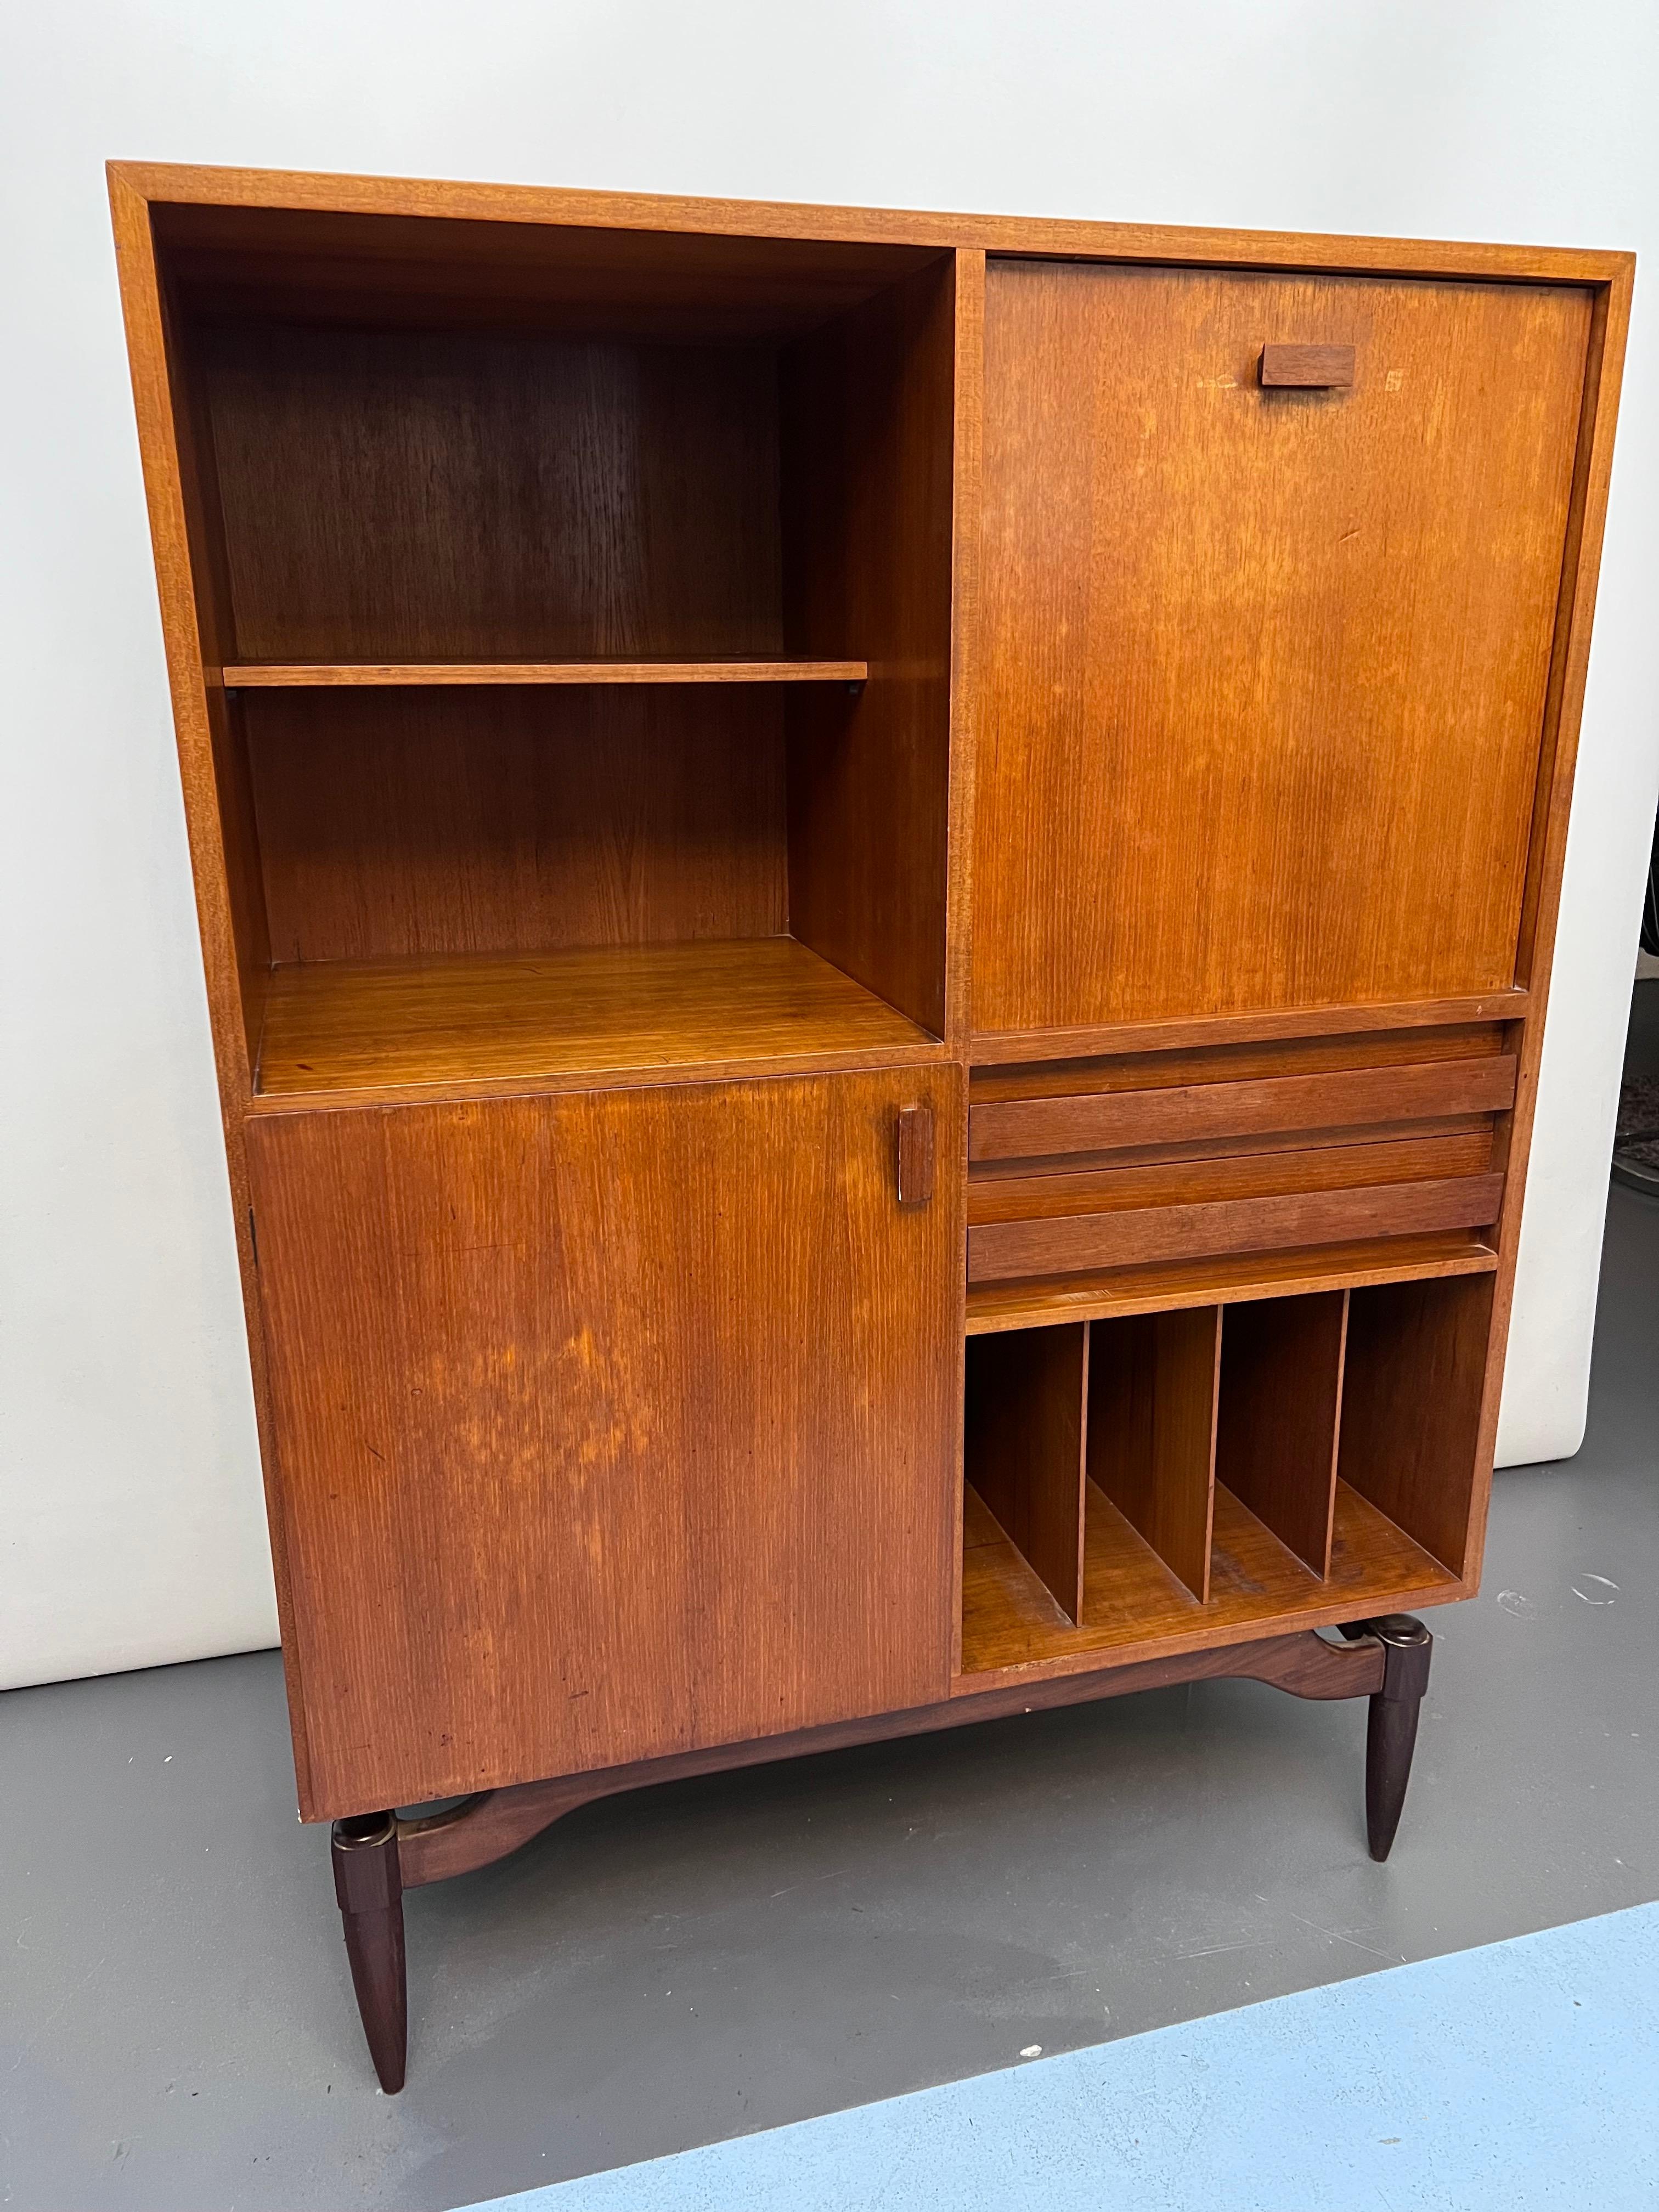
[326, 1622, 1431, 2088]
[331, 1812, 407, 2092]
[1356, 1615, 1433, 1862]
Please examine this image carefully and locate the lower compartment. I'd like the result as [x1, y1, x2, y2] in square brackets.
[961, 1477, 1459, 1674]
[960, 1273, 1484, 1677]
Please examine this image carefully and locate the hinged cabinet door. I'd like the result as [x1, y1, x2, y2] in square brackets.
[246, 1068, 962, 1819]
[972, 259, 1594, 1035]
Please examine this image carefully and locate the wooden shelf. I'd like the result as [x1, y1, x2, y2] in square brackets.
[254, 935, 935, 1099]
[222, 659, 869, 689]
[964, 1232, 1499, 1334]
[960, 1477, 1460, 1678]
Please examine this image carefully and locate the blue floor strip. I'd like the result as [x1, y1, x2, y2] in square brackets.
[467, 1900, 1659, 2212]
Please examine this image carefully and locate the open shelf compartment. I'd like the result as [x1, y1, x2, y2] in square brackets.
[154, 207, 958, 1093]
[961, 1272, 1482, 1677]
[255, 936, 936, 1097]
[964, 1325, 1088, 1623]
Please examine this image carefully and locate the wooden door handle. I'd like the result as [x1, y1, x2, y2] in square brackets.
[1260, 343, 1355, 388]
[896, 1104, 935, 1207]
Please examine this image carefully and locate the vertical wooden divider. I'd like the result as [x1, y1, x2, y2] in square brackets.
[1214, 1291, 1348, 1577]
[964, 1325, 1089, 1621]
[1086, 1308, 1220, 1601]
[1338, 1274, 1495, 1578]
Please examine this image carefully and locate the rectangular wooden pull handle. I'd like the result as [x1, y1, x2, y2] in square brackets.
[1260, 343, 1356, 389]
[896, 1104, 935, 1207]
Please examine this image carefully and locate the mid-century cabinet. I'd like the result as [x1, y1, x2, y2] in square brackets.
[110, 162, 1630, 2090]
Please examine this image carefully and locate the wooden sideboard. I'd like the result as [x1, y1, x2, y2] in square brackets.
[109, 162, 1631, 2091]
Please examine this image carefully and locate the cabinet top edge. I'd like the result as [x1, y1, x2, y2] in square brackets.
[105, 162, 1635, 287]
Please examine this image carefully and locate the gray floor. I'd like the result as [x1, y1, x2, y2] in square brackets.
[5, 1194, 1657, 2212]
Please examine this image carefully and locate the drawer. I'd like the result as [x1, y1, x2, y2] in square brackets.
[970, 1053, 1515, 1164]
[967, 1032, 1510, 1286]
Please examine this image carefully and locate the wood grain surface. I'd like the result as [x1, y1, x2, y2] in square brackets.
[1462, 267, 1634, 1598]
[944, 249, 986, 1053]
[124, 162, 1630, 287]
[968, 1131, 1493, 1224]
[970, 1118, 1495, 1187]
[1086, 1307, 1220, 1599]
[964, 1324, 1088, 1619]
[204, 323, 786, 663]
[965, 1231, 1498, 1335]
[964, 1177, 1504, 1280]
[156, 194, 942, 340]
[967, 1173, 1504, 1284]
[782, 255, 956, 1037]
[225, 659, 868, 686]
[255, 937, 934, 1097]
[1339, 1272, 1495, 1576]
[399, 1623, 1390, 1884]
[967, 1021, 1507, 1104]
[973, 260, 1592, 1033]
[1260, 342, 1355, 387]
[109, 167, 316, 1807]
[967, 989, 1528, 1067]
[896, 1103, 937, 1207]
[106, 163, 1630, 1828]
[960, 1476, 1459, 1677]
[968, 1057, 1517, 1161]
[159, 309, 272, 1072]
[1215, 1291, 1348, 1575]
[246, 1068, 964, 1819]
[243, 684, 789, 966]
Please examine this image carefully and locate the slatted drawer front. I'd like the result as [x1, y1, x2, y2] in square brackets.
[967, 1030, 1511, 1286]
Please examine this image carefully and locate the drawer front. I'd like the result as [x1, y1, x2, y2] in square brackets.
[967, 1035, 1509, 1285]
[973, 256, 1593, 1036]
[969, 1054, 1515, 1163]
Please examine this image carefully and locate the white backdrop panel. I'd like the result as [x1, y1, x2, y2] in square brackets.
[3, 0, 1655, 1687]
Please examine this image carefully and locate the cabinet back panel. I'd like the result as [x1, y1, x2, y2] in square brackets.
[202, 323, 784, 662]
[974, 261, 1592, 1032]
[245, 686, 787, 962]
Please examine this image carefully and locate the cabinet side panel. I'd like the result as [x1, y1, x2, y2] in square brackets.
[245, 1070, 961, 1818]
[1468, 269, 1632, 1577]
[973, 261, 1593, 1032]
[157, 302, 272, 1065]
[783, 255, 956, 1035]
[110, 172, 313, 1803]
[109, 177, 261, 1102]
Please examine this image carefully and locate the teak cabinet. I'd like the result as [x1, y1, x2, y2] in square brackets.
[110, 162, 1631, 2091]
